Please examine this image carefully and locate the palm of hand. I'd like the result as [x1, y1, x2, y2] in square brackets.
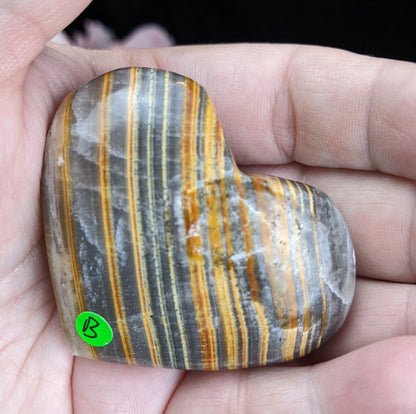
[1, 3, 416, 413]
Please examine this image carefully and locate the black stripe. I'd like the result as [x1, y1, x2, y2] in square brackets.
[165, 71, 202, 369]
[136, 68, 172, 366]
[108, 68, 154, 365]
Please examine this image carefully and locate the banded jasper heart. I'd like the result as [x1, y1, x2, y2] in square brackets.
[42, 67, 355, 370]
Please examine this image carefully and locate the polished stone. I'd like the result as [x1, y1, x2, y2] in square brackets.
[42, 67, 356, 370]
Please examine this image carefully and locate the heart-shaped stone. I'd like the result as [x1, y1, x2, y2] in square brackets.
[42, 67, 355, 370]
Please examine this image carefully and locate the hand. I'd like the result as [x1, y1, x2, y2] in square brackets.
[1, 1, 415, 412]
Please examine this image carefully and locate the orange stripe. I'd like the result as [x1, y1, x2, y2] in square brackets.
[251, 175, 293, 363]
[61, 93, 98, 359]
[181, 79, 217, 370]
[126, 68, 158, 366]
[98, 72, 135, 364]
[62, 94, 83, 310]
[204, 99, 238, 369]
[272, 177, 298, 360]
[213, 118, 254, 368]
[253, 175, 298, 361]
[231, 173, 253, 367]
[305, 184, 327, 348]
[234, 172, 271, 366]
[286, 180, 310, 357]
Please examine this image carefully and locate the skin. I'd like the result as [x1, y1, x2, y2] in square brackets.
[1, 0, 415, 412]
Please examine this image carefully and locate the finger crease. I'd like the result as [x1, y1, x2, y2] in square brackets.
[365, 61, 387, 171]
[271, 46, 301, 162]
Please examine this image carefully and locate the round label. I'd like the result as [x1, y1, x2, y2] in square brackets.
[75, 311, 113, 347]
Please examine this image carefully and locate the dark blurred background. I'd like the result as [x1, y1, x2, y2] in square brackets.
[67, 0, 416, 62]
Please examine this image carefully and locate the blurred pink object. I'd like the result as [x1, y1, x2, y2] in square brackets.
[51, 20, 174, 49]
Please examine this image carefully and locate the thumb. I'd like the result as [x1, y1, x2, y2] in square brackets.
[0, 0, 91, 86]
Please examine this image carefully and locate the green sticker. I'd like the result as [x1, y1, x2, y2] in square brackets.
[75, 311, 113, 347]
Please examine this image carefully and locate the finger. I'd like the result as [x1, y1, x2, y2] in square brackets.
[72, 358, 184, 413]
[244, 164, 416, 282]
[37, 43, 416, 182]
[308, 278, 416, 362]
[170, 44, 416, 181]
[166, 336, 416, 413]
[0, 0, 91, 85]
[0, 244, 73, 411]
